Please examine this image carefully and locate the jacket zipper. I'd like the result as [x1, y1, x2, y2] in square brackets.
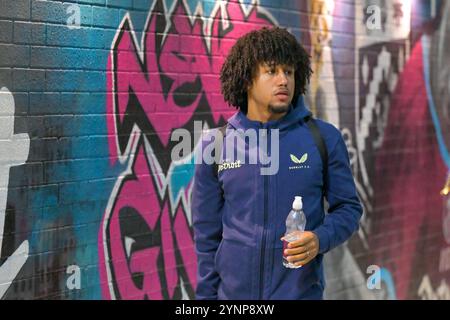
[259, 128, 270, 300]
[259, 173, 268, 299]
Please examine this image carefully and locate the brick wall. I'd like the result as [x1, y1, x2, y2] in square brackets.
[0, 0, 448, 300]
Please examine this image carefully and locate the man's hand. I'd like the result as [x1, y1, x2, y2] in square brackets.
[281, 231, 319, 267]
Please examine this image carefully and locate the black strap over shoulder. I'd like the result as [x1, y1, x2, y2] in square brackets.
[304, 116, 329, 195]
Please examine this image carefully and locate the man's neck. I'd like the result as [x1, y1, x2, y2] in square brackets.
[246, 105, 287, 123]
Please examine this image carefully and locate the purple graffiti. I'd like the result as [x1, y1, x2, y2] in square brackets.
[99, 0, 275, 299]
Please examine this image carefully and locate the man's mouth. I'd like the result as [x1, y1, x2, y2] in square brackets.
[275, 91, 289, 100]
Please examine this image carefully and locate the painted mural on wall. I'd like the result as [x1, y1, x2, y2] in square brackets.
[0, 0, 449, 299]
[99, 0, 277, 299]
[0, 88, 29, 298]
[351, 0, 450, 299]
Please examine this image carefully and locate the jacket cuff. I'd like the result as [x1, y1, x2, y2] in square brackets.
[312, 226, 330, 254]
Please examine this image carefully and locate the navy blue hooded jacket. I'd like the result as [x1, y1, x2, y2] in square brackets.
[192, 99, 363, 300]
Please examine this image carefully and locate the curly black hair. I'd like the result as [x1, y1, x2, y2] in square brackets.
[220, 26, 312, 114]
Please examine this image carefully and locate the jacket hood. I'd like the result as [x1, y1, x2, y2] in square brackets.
[227, 96, 312, 131]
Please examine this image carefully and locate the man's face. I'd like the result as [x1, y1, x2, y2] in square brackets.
[247, 62, 295, 114]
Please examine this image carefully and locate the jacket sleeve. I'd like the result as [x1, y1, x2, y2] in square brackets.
[312, 132, 363, 254]
[191, 135, 224, 300]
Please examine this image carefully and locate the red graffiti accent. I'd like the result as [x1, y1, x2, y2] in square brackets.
[101, 0, 276, 300]
[370, 40, 448, 299]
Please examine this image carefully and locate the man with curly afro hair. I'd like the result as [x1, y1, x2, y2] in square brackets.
[192, 26, 362, 300]
[220, 26, 312, 117]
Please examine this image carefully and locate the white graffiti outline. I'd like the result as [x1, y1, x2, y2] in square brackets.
[101, 129, 204, 299]
[0, 87, 30, 299]
[418, 275, 450, 300]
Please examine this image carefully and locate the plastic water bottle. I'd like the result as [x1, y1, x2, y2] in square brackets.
[283, 196, 307, 269]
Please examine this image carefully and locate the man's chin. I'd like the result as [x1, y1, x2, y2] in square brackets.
[269, 104, 290, 114]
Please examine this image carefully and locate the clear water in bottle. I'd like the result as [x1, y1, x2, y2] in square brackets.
[283, 196, 307, 269]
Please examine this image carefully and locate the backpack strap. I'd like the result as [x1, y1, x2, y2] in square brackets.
[213, 124, 228, 178]
[304, 116, 329, 196]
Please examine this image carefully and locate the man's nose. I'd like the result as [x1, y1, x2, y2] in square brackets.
[277, 71, 288, 85]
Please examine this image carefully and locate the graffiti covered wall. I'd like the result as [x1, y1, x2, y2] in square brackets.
[0, 0, 449, 299]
